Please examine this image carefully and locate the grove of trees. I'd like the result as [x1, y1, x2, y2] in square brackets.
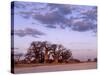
[14, 41, 73, 64]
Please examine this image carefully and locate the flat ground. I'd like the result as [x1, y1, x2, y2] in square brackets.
[14, 62, 97, 74]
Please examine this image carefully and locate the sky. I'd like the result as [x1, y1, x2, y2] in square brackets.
[11, 1, 97, 61]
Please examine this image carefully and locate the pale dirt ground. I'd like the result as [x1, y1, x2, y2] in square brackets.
[14, 62, 97, 74]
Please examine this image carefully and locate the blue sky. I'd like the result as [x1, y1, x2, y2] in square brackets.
[11, 1, 97, 61]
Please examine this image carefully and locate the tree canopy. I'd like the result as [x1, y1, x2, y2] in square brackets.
[24, 41, 72, 64]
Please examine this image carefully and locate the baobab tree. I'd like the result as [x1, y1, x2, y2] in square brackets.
[52, 45, 72, 63]
[25, 41, 43, 63]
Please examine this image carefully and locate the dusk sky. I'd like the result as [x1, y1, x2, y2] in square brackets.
[11, 1, 97, 61]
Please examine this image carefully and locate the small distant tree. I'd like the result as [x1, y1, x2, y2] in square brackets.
[87, 59, 91, 62]
[73, 59, 80, 63]
[94, 58, 97, 62]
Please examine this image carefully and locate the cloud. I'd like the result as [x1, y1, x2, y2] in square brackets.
[13, 2, 97, 33]
[33, 11, 66, 25]
[33, 11, 73, 29]
[72, 6, 97, 33]
[47, 3, 72, 15]
[32, 4, 97, 32]
[81, 7, 97, 21]
[12, 28, 45, 38]
[71, 19, 95, 32]
[46, 25, 56, 29]
[13, 1, 26, 9]
[32, 3, 72, 28]
[18, 11, 33, 19]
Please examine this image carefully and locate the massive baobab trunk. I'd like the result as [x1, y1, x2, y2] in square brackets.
[51, 44, 58, 63]
[42, 41, 50, 63]
[54, 56, 58, 63]
[44, 47, 49, 63]
[35, 51, 40, 63]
